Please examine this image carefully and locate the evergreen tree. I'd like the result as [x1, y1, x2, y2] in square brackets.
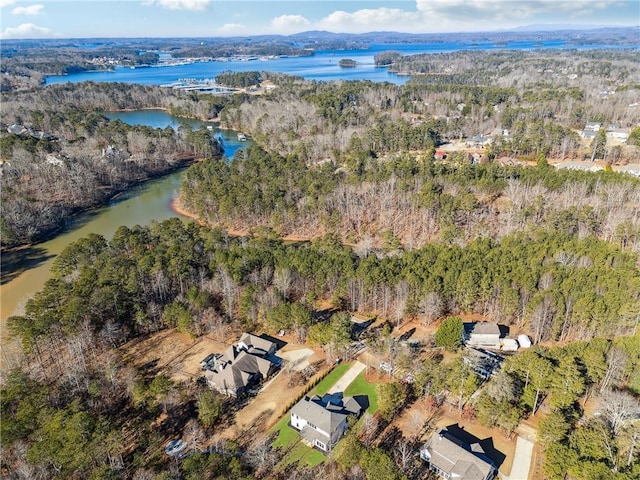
[434, 316, 464, 351]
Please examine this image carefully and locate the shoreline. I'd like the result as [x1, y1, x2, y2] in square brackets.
[1, 159, 196, 255]
[169, 197, 314, 243]
[170, 197, 205, 225]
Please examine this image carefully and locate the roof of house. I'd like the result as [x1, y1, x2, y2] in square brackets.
[291, 394, 362, 438]
[467, 322, 500, 336]
[239, 332, 276, 354]
[206, 347, 276, 394]
[218, 345, 241, 364]
[422, 429, 495, 480]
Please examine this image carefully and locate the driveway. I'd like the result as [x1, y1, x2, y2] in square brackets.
[279, 348, 315, 371]
[327, 361, 367, 394]
[501, 436, 534, 480]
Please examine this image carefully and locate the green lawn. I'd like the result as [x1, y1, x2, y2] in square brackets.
[269, 363, 382, 469]
[310, 362, 352, 396]
[281, 442, 326, 467]
[344, 372, 379, 414]
[269, 362, 353, 467]
[271, 414, 299, 449]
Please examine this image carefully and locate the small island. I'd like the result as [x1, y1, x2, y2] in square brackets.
[338, 58, 357, 68]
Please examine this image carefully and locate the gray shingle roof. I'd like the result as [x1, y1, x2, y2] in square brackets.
[239, 333, 276, 354]
[206, 347, 276, 395]
[421, 429, 495, 480]
[291, 395, 348, 437]
[469, 322, 500, 336]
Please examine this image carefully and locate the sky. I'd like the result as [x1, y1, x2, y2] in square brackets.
[0, 0, 639, 39]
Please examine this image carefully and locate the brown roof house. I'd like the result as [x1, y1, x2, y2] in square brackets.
[463, 322, 501, 349]
[204, 333, 280, 397]
[290, 393, 364, 452]
[420, 428, 497, 480]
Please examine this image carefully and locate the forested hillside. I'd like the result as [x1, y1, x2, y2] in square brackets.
[0, 83, 225, 247]
[181, 145, 640, 253]
[3, 43, 640, 480]
[218, 50, 640, 164]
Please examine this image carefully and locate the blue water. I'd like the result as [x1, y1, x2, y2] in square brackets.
[46, 41, 637, 86]
[103, 109, 247, 158]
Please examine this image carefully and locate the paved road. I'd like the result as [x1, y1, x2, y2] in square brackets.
[327, 361, 367, 394]
[501, 436, 534, 480]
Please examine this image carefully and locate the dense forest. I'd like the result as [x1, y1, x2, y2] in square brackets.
[3, 45, 640, 246]
[181, 145, 640, 253]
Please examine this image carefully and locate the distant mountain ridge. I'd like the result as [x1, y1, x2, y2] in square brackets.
[1, 25, 637, 47]
[508, 23, 632, 32]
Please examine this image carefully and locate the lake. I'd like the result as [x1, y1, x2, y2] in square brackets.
[45, 41, 635, 86]
[0, 110, 247, 326]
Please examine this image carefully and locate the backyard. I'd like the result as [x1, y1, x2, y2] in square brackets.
[271, 363, 381, 468]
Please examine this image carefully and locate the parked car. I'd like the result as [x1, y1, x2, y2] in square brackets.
[165, 439, 186, 456]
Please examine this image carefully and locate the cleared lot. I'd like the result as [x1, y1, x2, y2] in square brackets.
[118, 330, 230, 382]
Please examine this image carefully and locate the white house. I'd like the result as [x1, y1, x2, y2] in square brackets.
[464, 322, 501, 349]
[290, 393, 363, 452]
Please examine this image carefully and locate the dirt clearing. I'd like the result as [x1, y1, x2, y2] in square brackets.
[118, 330, 230, 382]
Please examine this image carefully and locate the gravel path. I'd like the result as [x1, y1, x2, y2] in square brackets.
[279, 348, 315, 371]
[502, 436, 534, 480]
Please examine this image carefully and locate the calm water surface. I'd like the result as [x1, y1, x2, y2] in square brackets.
[45, 41, 636, 86]
[1, 111, 246, 325]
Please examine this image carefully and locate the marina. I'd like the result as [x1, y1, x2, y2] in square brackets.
[160, 78, 239, 93]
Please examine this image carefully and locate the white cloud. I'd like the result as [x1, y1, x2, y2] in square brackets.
[143, 0, 211, 11]
[415, 0, 615, 22]
[1, 22, 52, 39]
[271, 14, 311, 34]
[217, 23, 247, 35]
[12, 4, 44, 15]
[312, 1, 621, 34]
[0, 0, 17, 8]
[318, 8, 423, 33]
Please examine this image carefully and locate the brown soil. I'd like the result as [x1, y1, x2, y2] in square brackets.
[363, 367, 393, 384]
[118, 329, 230, 382]
[218, 355, 331, 441]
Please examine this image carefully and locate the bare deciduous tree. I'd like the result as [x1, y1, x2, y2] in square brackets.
[600, 389, 640, 437]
